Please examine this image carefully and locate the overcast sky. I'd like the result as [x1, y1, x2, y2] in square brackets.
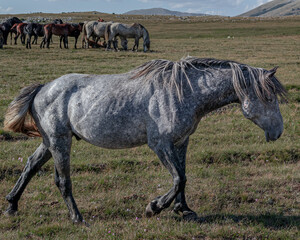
[0, 0, 273, 16]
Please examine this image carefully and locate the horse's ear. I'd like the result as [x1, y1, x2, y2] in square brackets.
[266, 66, 279, 78]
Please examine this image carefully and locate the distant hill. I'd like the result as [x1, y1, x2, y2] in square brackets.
[123, 8, 208, 17]
[240, 0, 300, 17]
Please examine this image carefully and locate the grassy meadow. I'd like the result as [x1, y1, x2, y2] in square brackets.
[0, 12, 299, 239]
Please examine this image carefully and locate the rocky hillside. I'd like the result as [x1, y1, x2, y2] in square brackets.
[123, 8, 207, 16]
[240, 0, 300, 17]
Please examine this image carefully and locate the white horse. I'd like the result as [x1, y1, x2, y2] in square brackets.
[105, 22, 150, 52]
[82, 21, 113, 49]
[4, 57, 286, 225]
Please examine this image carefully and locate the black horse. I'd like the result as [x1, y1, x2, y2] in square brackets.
[24, 23, 45, 49]
[0, 29, 4, 48]
[0, 17, 22, 45]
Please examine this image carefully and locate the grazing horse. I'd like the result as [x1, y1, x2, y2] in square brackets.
[41, 23, 83, 49]
[24, 23, 45, 49]
[3, 57, 286, 224]
[0, 17, 22, 45]
[10, 23, 27, 45]
[82, 21, 113, 48]
[105, 22, 150, 52]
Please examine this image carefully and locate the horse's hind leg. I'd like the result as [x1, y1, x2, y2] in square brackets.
[49, 134, 86, 224]
[5, 143, 52, 216]
[172, 139, 198, 221]
[146, 140, 187, 218]
[74, 36, 78, 49]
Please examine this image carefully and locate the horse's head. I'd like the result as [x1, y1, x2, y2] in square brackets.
[121, 38, 128, 50]
[140, 24, 150, 52]
[240, 67, 287, 142]
[143, 39, 150, 52]
[78, 22, 84, 32]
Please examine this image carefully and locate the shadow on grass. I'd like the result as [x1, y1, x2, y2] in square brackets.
[175, 213, 300, 229]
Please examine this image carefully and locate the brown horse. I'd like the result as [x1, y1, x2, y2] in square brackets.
[41, 23, 83, 49]
[86, 39, 107, 48]
[10, 23, 27, 45]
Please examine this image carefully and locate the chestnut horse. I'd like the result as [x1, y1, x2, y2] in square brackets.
[41, 23, 83, 49]
[10, 23, 27, 45]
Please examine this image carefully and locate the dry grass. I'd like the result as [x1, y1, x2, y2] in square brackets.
[0, 12, 299, 239]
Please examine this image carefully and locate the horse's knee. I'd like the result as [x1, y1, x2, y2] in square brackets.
[173, 175, 187, 192]
[58, 178, 72, 197]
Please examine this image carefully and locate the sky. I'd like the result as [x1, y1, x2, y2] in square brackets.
[0, 0, 273, 17]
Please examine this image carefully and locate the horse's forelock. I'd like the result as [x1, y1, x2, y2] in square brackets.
[230, 63, 287, 103]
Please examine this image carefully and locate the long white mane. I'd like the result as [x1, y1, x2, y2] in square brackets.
[132, 56, 287, 102]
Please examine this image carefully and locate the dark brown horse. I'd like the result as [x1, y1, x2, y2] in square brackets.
[41, 23, 83, 49]
[0, 17, 22, 45]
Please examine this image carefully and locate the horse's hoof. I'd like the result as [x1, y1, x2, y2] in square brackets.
[73, 218, 90, 227]
[145, 200, 162, 218]
[182, 211, 198, 222]
[145, 202, 155, 217]
[4, 208, 18, 216]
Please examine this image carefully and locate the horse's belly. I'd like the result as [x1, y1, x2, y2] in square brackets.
[71, 116, 148, 149]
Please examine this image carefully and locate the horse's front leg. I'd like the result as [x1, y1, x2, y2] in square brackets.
[64, 36, 68, 49]
[26, 35, 30, 49]
[132, 38, 139, 52]
[5, 143, 52, 216]
[146, 140, 187, 217]
[173, 139, 198, 221]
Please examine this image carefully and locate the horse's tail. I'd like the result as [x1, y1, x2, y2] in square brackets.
[104, 23, 111, 42]
[4, 84, 43, 137]
[81, 21, 88, 48]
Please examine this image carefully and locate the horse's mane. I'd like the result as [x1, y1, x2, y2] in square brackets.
[132, 57, 287, 102]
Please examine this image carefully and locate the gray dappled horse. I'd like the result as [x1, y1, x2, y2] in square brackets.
[105, 22, 150, 52]
[82, 21, 113, 49]
[4, 57, 286, 224]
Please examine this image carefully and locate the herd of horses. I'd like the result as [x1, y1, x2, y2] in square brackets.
[0, 17, 151, 52]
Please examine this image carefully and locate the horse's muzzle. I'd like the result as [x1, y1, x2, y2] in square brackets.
[265, 128, 283, 142]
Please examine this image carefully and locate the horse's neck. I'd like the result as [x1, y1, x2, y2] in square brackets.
[192, 70, 239, 114]
[142, 28, 148, 40]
